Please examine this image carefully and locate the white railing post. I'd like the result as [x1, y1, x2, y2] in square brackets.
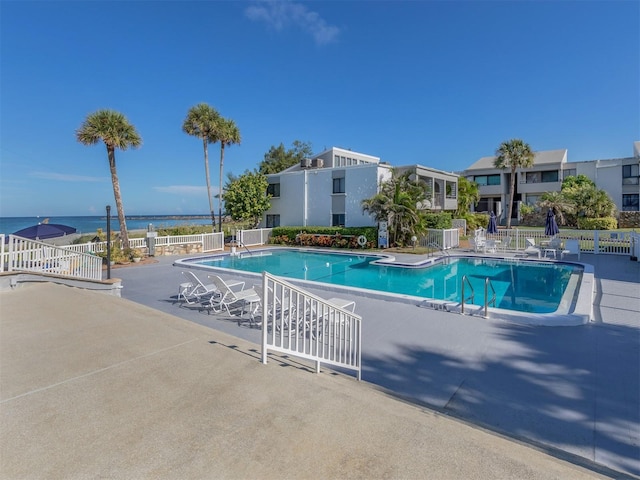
[0, 234, 4, 271]
[594, 230, 599, 254]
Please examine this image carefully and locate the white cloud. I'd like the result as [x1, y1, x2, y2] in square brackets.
[245, 0, 340, 45]
[30, 171, 104, 182]
[154, 185, 210, 196]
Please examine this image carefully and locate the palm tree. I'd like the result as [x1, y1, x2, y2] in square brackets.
[455, 177, 480, 216]
[213, 117, 241, 233]
[494, 139, 534, 229]
[182, 103, 221, 231]
[76, 109, 142, 249]
[362, 170, 427, 246]
[539, 191, 573, 226]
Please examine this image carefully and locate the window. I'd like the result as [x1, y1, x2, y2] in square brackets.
[473, 174, 500, 186]
[333, 177, 345, 194]
[332, 214, 345, 226]
[563, 168, 576, 179]
[266, 214, 280, 227]
[266, 183, 280, 197]
[541, 170, 559, 182]
[526, 170, 558, 183]
[623, 164, 639, 185]
[622, 194, 639, 211]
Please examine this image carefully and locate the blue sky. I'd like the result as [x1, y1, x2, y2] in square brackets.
[1, 0, 638, 217]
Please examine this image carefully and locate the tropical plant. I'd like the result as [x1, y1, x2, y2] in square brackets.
[214, 117, 241, 233]
[223, 170, 271, 228]
[361, 170, 428, 246]
[455, 176, 480, 216]
[559, 175, 616, 226]
[538, 191, 573, 226]
[182, 103, 222, 231]
[76, 109, 142, 249]
[258, 140, 313, 174]
[493, 139, 534, 229]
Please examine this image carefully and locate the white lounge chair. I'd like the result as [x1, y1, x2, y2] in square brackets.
[179, 271, 222, 304]
[207, 275, 259, 317]
[523, 238, 542, 258]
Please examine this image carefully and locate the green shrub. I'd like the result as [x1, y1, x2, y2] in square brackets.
[457, 213, 489, 234]
[269, 226, 377, 248]
[576, 217, 618, 230]
[423, 212, 452, 229]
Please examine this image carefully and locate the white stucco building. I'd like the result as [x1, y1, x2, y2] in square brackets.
[462, 142, 640, 224]
[261, 147, 459, 228]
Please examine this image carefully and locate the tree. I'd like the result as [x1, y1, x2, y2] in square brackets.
[559, 174, 615, 224]
[361, 170, 428, 246]
[223, 171, 271, 228]
[538, 191, 573, 226]
[258, 140, 313, 174]
[182, 103, 222, 231]
[76, 109, 142, 249]
[455, 177, 480, 216]
[494, 139, 534, 229]
[214, 117, 241, 233]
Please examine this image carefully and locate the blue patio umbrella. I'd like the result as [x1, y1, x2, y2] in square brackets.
[11, 223, 77, 240]
[487, 211, 498, 234]
[544, 209, 559, 236]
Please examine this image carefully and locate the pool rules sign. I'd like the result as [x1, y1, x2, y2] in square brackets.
[378, 221, 388, 248]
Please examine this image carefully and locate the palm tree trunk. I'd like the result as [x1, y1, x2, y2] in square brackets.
[203, 138, 215, 232]
[218, 144, 225, 233]
[107, 146, 130, 250]
[506, 166, 516, 229]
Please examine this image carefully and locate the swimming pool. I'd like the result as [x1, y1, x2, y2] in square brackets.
[176, 248, 592, 323]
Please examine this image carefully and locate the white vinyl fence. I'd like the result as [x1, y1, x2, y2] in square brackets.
[418, 228, 460, 250]
[62, 232, 224, 255]
[261, 272, 362, 380]
[5, 235, 102, 281]
[238, 228, 273, 247]
[482, 228, 635, 256]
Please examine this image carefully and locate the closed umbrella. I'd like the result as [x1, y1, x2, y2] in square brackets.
[487, 211, 498, 234]
[12, 223, 77, 240]
[544, 209, 559, 237]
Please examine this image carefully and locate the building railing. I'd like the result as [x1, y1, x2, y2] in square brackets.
[238, 228, 273, 247]
[5, 235, 102, 281]
[261, 272, 362, 380]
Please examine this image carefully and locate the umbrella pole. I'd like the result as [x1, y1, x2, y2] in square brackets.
[106, 205, 111, 280]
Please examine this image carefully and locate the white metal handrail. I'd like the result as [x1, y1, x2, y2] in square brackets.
[261, 271, 362, 380]
[460, 275, 474, 315]
[484, 277, 496, 317]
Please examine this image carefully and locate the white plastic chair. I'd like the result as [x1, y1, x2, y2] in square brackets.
[561, 239, 581, 260]
[207, 275, 259, 317]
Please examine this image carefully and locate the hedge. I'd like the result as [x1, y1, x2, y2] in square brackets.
[269, 226, 378, 249]
[576, 217, 618, 230]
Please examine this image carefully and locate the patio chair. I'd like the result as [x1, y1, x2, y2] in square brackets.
[522, 238, 542, 258]
[179, 271, 223, 304]
[301, 295, 356, 340]
[469, 236, 485, 253]
[251, 284, 296, 331]
[484, 239, 497, 254]
[207, 275, 260, 317]
[500, 236, 512, 252]
[561, 239, 581, 260]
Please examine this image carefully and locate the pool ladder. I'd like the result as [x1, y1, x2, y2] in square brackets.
[461, 275, 496, 317]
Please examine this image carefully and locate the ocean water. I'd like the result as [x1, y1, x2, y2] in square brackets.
[0, 215, 216, 236]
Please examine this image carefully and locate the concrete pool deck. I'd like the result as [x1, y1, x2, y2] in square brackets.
[1, 249, 638, 478]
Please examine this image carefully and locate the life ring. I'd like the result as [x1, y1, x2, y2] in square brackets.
[357, 235, 367, 247]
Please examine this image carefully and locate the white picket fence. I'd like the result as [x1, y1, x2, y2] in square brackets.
[261, 272, 362, 380]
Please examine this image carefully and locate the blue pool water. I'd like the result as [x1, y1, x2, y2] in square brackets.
[187, 249, 583, 314]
